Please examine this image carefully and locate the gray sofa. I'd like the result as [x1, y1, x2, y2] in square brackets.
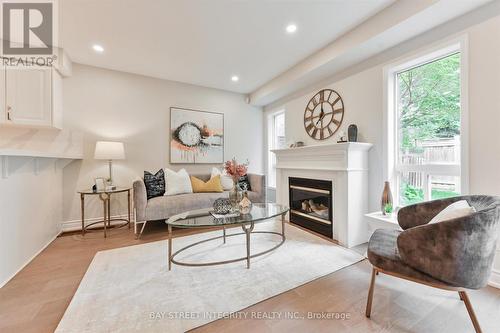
[133, 173, 266, 238]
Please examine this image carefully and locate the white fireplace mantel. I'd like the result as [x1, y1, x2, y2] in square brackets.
[272, 142, 373, 248]
[271, 142, 372, 171]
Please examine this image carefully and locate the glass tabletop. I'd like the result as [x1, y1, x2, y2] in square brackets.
[78, 187, 131, 194]
[166, 203, 289, 228]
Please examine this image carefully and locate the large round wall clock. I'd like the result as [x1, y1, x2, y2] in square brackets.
[303, 89, 344, 140]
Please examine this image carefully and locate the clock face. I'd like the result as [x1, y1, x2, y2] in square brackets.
[303, 89, 344, 140]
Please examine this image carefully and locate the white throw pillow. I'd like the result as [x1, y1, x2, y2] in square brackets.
[210, 167, 233, 190]
[164, 168, 193, 196]
[429, 200, 476, 224]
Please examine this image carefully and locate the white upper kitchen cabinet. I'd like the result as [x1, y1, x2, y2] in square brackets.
[5, 66, 53, 127]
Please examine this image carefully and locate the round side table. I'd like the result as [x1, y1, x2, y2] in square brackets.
[78, 187, 131, 238]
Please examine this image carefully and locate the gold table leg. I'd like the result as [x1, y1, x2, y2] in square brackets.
[127, 190, 131, 229]
[168, 224, 172, 271]
[107, 195, 111, 227]
[281, 214, 285, 236]
[241, 222, 255, 269]
[80, 193, 85, 236]
[99, 193, 108, 238]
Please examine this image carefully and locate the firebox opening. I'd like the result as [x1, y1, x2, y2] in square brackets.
[289, 177, 333, 238]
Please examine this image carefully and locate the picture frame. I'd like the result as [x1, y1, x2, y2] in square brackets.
[94, 177, 106, 191]
[169, 107, 224, 164]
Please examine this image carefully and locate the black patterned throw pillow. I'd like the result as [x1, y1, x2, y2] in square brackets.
[144, 169, 166, 199]
[237, 174, 252, 191]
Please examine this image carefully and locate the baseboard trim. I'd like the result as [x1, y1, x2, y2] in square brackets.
[489, 269, 500, 289]
[0, 233, 59, 288]
[61, 214, 130, 232]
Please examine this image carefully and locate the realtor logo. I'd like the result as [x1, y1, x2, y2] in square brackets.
[2, 2, 53, 55]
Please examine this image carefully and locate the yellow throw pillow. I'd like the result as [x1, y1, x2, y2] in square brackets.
[190, 175, 223, 193]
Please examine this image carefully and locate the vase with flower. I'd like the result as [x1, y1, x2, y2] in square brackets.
[224, 158, 249, 212]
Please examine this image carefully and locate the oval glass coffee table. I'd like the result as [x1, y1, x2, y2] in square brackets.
[165, 203, 289, 270]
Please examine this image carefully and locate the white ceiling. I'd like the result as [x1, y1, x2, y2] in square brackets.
[60, 0, 395, 94]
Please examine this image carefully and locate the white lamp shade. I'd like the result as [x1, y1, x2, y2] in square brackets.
[94, 141, 125, 160]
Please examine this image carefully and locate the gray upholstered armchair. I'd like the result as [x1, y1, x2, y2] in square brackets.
[366, 195, 500, 333]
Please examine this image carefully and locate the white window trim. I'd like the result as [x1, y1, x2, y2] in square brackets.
[267, 109, 285, 189]
[383, 35, 469, 206]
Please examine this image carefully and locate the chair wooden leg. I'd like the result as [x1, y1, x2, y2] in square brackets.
[366, 268, 377, 318]
[459, 291, 482, 333]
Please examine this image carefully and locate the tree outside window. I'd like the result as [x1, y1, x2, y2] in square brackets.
[396, 52, 461, 206]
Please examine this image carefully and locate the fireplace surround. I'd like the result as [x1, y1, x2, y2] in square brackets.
[272, 142, 372, 248]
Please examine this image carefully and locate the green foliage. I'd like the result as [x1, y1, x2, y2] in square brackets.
[400, 182, 459, 206]
[384, 203, 393, 214]
[431, 189, 460, 200]
[398, 53, 460, 151]
[400, 183, 424, 206]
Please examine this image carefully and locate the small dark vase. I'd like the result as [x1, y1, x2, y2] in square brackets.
[381, 181, 393, 215]
[348, 124, 358, 142]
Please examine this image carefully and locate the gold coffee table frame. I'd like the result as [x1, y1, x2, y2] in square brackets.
[166, 205, 288, 270]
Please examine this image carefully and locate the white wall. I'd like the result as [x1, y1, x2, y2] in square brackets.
[265, 14, 500, 285]
[468, 16, 500, 280]
[0, 157, 63, 287]
[62, 64, 264, 226]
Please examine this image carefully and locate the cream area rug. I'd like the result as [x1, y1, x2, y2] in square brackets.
[56, 220, 364, 333]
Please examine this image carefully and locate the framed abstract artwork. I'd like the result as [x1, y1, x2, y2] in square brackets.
[170, 107, 224, 164]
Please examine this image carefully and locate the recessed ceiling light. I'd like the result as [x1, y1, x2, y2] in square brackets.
[92, 44, 104, 53]
[231, 75, 239, 82]
[286, 24, 297, 34]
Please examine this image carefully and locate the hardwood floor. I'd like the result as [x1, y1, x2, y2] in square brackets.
[1, 221, 499, 333]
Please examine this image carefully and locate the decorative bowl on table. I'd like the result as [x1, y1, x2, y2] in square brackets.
[213, 198, 232, 215]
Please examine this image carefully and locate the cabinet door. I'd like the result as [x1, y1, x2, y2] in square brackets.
[5, 67, 52, 126]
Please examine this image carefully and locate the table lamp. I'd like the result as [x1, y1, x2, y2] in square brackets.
[94, 141, 125, 188]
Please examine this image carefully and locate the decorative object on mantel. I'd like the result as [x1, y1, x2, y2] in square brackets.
[348, 124, 358, 142]
[239, 191, 253, 214]
[337, 130, 348, 143]
[380, 181, 394, 215]
[94, 141, 125, 190]
[303, 89, 344, 140]
[289, 141, 305, 148]
[224, 158, 249, 212]
[213, 198, 232, 215]
[170, 107, 224, 164]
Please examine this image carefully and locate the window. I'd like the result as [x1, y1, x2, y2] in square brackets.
[267, 111, 286, 188]
[386, 41, 467, 207]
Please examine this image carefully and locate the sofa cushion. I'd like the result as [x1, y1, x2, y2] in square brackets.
[428, 200, 475, 224]
[210, 167, 234, 190]
[146, 192, 229, 220]
[164, 168, 193, 196]
[190, 175, 223, 193]
[237, 174, 252, 191]
[246, 191, 261, 203]
[143, 169, 165, 199]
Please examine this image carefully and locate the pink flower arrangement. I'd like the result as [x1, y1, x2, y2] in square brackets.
[224, 158, 249, 181]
